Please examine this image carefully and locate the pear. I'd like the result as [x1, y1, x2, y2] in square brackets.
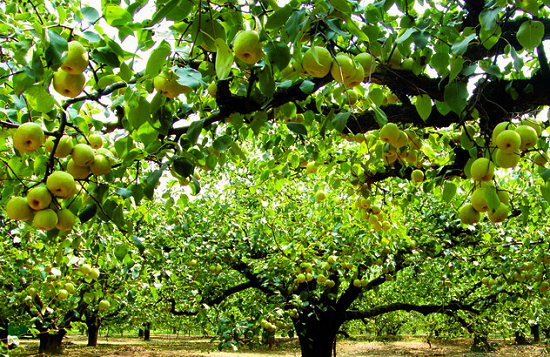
[98, 299, 110, 311]
[56, 209, 76, 230]
[89, 154, 112, 176]
[61, 41, 89, 74]
[495, 130, 521, 154]
[355, 53, 377, 78]
[233, 30, 264, 64]
[470, 187, 490, 212]
[386, 48, 402, 68]
[515, 125, 538, 151]
[153, 70, 191, 98]
[27, 186, 53, 210]
[495, 149, 520, 168]
[470, 158, 495, 181]
[315, 190, 327, 201]
[411, 169, 424, 183]
[302, 46, 332, 78]
[6, 196, 34, 221]
[379, 123, 401, 144]
[33, 208, 58, 231]
[47, 171, 76, 199]
[488, 203, 509, 223]
[13, 122, 45, 153]
[71, 143, 95, 166]
[344, 64, 364, 88]
[459, 203, 481, 224]
[88, 134, 103, 149]
[330, 53, 357, 83]
[67, 158, 91, 179]
[52, 70, 86, 98]
[45, 135, 74, 158]
[491, 122, 516, 144]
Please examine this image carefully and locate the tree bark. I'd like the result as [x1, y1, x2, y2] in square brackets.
[0, 319, 8, 347]
[515, 330, 530, 345]
[531, 324, 540, 343]
[38, 328, 66, 354]
[294, 312, 343, 357]
[143, 322, 151, 341]
[86, 313, 101, 347]
[470, 333, 494, 352]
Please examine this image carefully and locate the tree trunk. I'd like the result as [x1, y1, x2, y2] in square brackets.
[470, 333, 494, 352]
[531, 324, 540, 343]
[38, 328, 66, 354]
[294, 312, 343, 357]
[86, 314, 101, 347]
[143, 322, 151, 341]
[0, 319, 8, 347]
[138, 328, 143, 338]
[515, 330, 529, 345]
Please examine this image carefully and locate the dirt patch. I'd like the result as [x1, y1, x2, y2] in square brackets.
[10, 334, 550, 357]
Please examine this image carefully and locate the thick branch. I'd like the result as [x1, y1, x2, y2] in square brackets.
[345, 301, 478, 321]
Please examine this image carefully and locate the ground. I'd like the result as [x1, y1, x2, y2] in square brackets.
[9, 334, 549, 357]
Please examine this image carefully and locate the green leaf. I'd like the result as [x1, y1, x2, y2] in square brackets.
[91, 47, 121, 67]
[479, 8, 502, 31]
[127, 96, 150, 129]
[332, 112, 351, 132]
[415, 94, 432, 121]
[486, 186, 500, 211]
[213, 135, 233, 152]
[115, 187, 133, 198]
[299, 80, 315, 94]
[104, 5, 133, 27]
[114, 244, 130, 262]
[81, 6, 100, 23]
[516, 20, 544, 51]
[79, 204, 97, 224]
[144, 168, 165, 200]
[442, 182, 457, 203]
[173, 157, 194, 177]
[215, 38, 233, 79]
[145, 41, 171, 78]
[26, 86, 55, 113]
[150, 0, 180, 25]
[444, 81, 468, 115]
[328, 0, 351, 13]
[264, 41, 291, 70]
[286, 122, 308, 135]
[451, 33, 476, 56]
[480, 25, 501, 50]
[541, 182, 550, 203]
[430, 52, 449, 76]
[131, 235, 145, 254]
[259, 64, 275, 97]
[175, 68, 203, 90]
[185, 119, 204, 144]
[265, 4, 294, 30]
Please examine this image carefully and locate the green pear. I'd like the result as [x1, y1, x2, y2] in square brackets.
[88, 267, 100, 279]
[79, 264, 91, 275]
[88, 134, 103, 149]
[64, 282, 75, 294]
[13, 122, 45, 153]
[71, 143, 95, 166]
[534, 152, 548, 166]
[89, 154, 112, 176]
[61, 41, 89, 74]
[459, 203, 481, 224]
[6, 196, 34, 221]
[386, 48, 402, 68]
[515, 125, 538, 151]
[45, 135, 74, 158]
[47, 171, 76, 199]
[488, 203, 509, 223]
[67, 158, 91, 179]
[33, 208, 58, 231]
[154, 70, 191, 98]
[302, 46, 332, 78]
[315, 190, 327, 201]
[491, 121, 516, 144]
[355, 52, 377, 78]
[52, 70, 86, 98]
[56, 209, 76, 230]
[411, 169, 424, 183]
[344, 64, 364, 88]
[27, 186, 53, 210]
[470, 187, 490, 212]
[470, 158, 494, 181]
[57, 289, 69, 300]
[379, 123, 401, 144]
[233, 30, 264, 64]
[330, 53, 357, 83]
[495, 130, 521, 154]
[306, 161, 317, 173]
[495, 149, 520, 168]
[98, 299, 110, 311]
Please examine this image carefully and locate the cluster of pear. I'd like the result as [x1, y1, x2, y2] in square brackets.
[153, 68, 191, 98]
[6, 170, 77, 231]
[260, 317, 291, 333]
[459, 119, 544, 225]
[7, 121, 114, 230]
[295, 257, 338, 289]
[209, 263, 223, 274]
[52, 41, 89, 98]
[300, 46, 377, 88]
[378, 123, 423, 166]
[79, 263, 101, 280]
[354, 198, 392, 232]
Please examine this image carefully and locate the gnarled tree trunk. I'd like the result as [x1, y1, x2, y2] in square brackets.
[143, 322, 151, 341]
[38, 328, 66, 354]
[294, 311, 344, 357]
[471, 333, 495, 352]
[0, 319, 8, 347]
[86, 313, 101, 347]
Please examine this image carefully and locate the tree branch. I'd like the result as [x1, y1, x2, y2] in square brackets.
[345, 301, 478, 321]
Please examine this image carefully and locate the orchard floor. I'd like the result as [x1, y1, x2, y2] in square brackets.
[10, 334, 549, 357]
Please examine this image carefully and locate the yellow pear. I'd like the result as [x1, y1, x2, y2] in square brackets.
[47, 171, 77, 199]
[33, 208, 58, 231]
[491, 122, 516, 144]
[27, 186, 53, 210]
[45, 135, 74, 158]
[153, 70, 191, 98]
[89, 154, 112, 176]
[379, 123, 401, 144]
[470, 158, 494, 181]
[495, 149, 520, 168]
[56, 209, 76, 230]
[13, 122, 45, 153]
[67, 158, 91, 179]
[233, 30, 264, 64]
[515, 125, 538, 151]
[61, 41, 89, 74]
[495, 130, 521, 154]
[52, 70, 86, 98]
[88, 134, 103, 149]
[459, 203, 481, 224]
[6, 196, 34, 221]
[488, 203, 509, 223]
[71, 143, 95, 167]
[470, 187, 490, 212]
[344, 64, 364, 88]
[302, 46, 333, 78]
[355, 53, 377, 78]
[411, 169, 424, 183]
[331, 53, 357, 83]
